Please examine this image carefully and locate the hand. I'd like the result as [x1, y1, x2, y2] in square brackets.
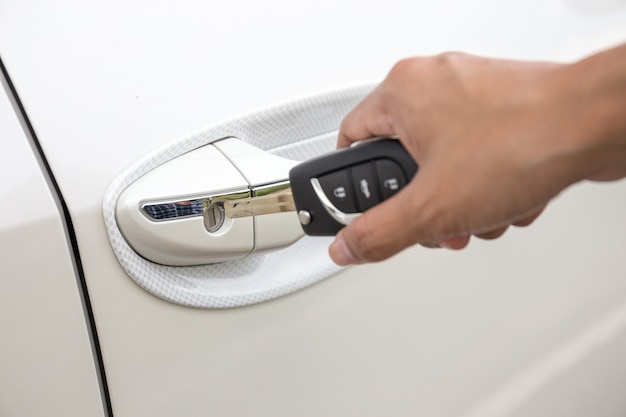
[329, 49, 626, 265]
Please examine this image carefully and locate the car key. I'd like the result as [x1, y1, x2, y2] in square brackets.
[223, 138, 418, 236]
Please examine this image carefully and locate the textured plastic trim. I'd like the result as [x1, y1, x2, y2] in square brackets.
[103, 85, 372, 308]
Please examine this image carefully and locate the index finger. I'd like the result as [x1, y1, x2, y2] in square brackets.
[337, 89, 395, 149]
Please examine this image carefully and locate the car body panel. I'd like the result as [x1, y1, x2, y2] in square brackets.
[0, 73, 104, 417]
[1, 0, 626, 416]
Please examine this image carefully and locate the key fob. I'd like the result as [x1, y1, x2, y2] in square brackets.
[289, 138, 418, 236]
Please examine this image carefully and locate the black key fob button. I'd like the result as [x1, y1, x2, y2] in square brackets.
[376, 159, 408, 200]
[318, 170, 358, 213]
[351, 162, 381, 211]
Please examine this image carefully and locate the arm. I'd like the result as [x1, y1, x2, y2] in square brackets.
[330, 44, 626, 265]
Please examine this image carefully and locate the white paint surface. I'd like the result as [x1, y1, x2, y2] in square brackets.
[0, 73, 104, 417]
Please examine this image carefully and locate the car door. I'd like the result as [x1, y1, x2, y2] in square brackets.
[2, 1, 626, 416]
[0, 62, 104, 416]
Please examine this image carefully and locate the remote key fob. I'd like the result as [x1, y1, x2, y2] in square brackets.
[289, 138, 418, 236]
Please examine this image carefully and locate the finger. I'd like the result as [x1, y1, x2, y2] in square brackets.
[512, 206, 545, 227]
[475, 226, 508, 240]
[420, 241, 442, 249]
[440, 235, 471, 250]
[336, 90, 395, 149]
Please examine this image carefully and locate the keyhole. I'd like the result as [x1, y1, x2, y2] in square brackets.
[204, 202, 226, 233]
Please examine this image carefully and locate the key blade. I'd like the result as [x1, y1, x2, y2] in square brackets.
[224, 185, 296, 218]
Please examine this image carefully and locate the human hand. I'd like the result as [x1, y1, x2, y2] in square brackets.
[329, 52, 597, 265]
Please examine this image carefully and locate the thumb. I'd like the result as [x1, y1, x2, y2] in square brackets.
[328, 182, 427, 265]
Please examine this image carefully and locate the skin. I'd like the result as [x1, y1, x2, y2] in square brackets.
[329, 44, 626, 266]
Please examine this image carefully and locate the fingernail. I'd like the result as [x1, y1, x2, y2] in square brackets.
[329, 235, 358, 266]
[440, 235, 470, 250]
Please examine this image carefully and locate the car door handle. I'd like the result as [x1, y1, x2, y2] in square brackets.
[103, 85, 372, 308]
[116, 137, 304, 266]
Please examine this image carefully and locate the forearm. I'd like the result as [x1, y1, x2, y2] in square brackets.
[555, 44, 626, 182]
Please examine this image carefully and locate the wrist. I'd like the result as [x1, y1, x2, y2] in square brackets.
[551, 45, 626, 182]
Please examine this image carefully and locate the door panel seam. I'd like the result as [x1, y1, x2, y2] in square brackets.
[0, 56, 113, 417]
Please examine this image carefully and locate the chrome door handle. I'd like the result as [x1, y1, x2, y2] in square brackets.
[115, 137, 304, 266]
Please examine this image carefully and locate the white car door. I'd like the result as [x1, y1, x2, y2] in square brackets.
[0, 64, 104, 416]
[2, 1, 626, 416]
